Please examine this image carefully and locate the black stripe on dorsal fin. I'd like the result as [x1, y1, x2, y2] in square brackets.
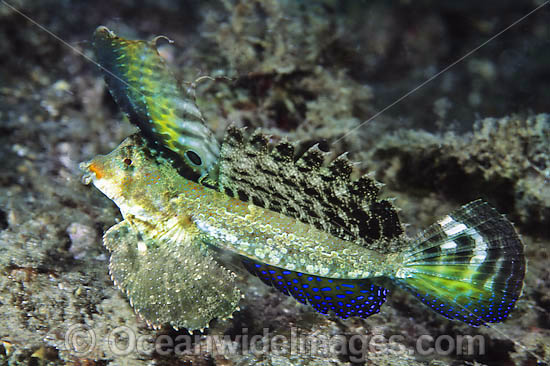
[242, 258, 388, 319]
[225, 124, 245, 146]
[325, 153, 353, 181]
[218, 125, 404, 251]
[351, 175, 381, 199]
[272, 139, 295, 163]
[295, 143, 329, 172]
[248, 129, 270, 152]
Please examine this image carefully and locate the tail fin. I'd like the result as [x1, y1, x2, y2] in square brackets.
[393, 200, 525, 326]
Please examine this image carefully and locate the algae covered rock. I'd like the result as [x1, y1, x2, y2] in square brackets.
[372, 114, 550, 236]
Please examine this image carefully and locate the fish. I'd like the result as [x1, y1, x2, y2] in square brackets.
[80, 131, 526, 331]
[92, 26, 220, 186]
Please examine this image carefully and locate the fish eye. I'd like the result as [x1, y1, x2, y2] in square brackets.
[123, 158, 132, 166]
[185, 150, 202, 166]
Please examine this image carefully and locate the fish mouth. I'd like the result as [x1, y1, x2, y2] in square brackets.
[79, 160, 103, 185]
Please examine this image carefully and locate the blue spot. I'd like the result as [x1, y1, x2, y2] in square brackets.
[325, 297, 332, 301]
[302, 284, 309, 289]
[338, 302, 344, 306]
[314, 295, 321, 300]
[269, 270, 276, 274]
[261, 270, 267, 274]
[276, 275, 282, 280]
[282, 271, 291, 275]
[297, 273, 303, 276]
[345, 291, 353, 295]
[312, 288, 319, 292]
[357, 296, 364, 300]
[293, 279, 299, 284]
[336, 294, 346, 299]
[321, 287, 331, 291]
[307, 277, 314, 281]
[341, 284, 355, 288]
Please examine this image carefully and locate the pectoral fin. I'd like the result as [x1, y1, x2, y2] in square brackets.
[103, 220, 241, 330]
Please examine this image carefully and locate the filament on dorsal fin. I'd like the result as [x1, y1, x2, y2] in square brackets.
[151, 35, 174, 47]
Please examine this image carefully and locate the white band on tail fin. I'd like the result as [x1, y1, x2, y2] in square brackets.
[394, 200, 525, 326]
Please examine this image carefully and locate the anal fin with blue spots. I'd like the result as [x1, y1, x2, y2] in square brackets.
[242, 259, 388, 319]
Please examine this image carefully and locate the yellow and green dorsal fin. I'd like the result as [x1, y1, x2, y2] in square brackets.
[218, 125, 404, 252]
[92, 26, 220, 185]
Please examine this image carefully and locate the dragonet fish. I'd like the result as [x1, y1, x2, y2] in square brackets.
[80, 131, 525, 331]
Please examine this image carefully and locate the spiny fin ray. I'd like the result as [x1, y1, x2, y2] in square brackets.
[104, 220, 241, 330]
[93, 26, 220, 184]
[218, 125, 404, 251]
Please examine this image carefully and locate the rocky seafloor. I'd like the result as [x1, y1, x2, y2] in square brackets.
[0, 1, 549, 365]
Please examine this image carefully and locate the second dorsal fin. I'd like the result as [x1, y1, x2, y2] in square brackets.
[218, 125, 404, 251]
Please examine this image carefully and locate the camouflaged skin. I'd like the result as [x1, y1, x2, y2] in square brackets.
[82, 136, 240, 330]
[84, 25, 526, 330]
[218, 125, 405, 253]
[104, 220, 241, 330]
[82, 134, 401, 328]
[82, 133, 525, 329]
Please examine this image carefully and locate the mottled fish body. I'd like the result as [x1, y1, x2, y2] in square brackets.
[81, 134, 525, 330]
[87, 27, 525, 331]
[93, 26, 220, 185]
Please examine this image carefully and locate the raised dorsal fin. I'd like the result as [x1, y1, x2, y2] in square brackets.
[93, 26, 220, 185]
[218, 125, 404, 252]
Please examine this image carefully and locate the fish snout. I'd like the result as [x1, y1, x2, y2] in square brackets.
[79, 160, 104, 185]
